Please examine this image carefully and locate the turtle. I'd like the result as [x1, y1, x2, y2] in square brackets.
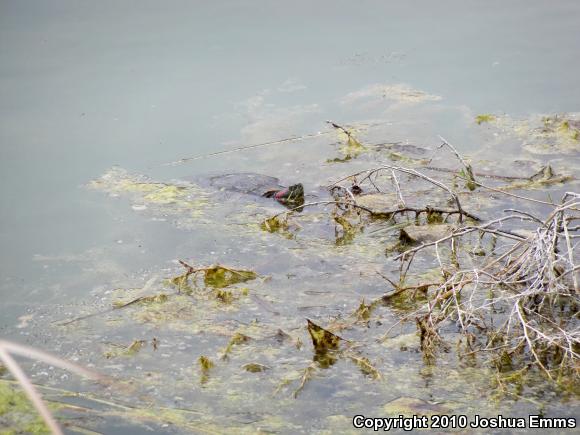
[205, 172, 305, 207]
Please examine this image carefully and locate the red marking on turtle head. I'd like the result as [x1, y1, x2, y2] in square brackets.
[274, 188, 289, 199]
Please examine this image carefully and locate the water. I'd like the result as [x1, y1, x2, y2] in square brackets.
[1, 1, 579, 433]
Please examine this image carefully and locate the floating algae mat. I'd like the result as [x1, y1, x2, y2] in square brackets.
[7, 102, 580, 433]
[474, 112, 580, 155]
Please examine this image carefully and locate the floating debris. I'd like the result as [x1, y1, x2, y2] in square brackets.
[475, 114, 496, 125]
[172, 261, 258, 291]
[221, 333, 252, 360]
[306, 319, 343, 352]
[242, 363, 270, 373]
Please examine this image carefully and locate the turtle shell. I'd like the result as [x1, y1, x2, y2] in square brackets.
[208, 173, 283, 196]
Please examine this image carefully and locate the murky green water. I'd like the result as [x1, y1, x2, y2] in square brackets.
[1, 2, 579, 433]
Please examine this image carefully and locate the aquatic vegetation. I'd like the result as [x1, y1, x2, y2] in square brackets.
[352, 298, 375, 321]
[198, 355, 214, 384]
[475, 114, 496, 125]
[103, 339, 149, 358]
[326, 121, 368, 162]
[274, 319, 383, 396]
[199, 355, 214, 370]
[306, 319, 344, 352]
[242, 363, 270, 373]
[170, 260, 258, 292]
[345, 353, 382, 380]
[113, 292, 169, 308]
[88, 167, 211, 219]
[215, 288, 235, 304]
[221, 332, 252, 360]
[0, 381, 52, 434]
[261, 214, 290, 233]
[477, 112, 580, 154]
[332, 211, 362, 245]
[0, 340, 104, 435]
[341, 83, 442, 105]
[204, 266, 257, 289]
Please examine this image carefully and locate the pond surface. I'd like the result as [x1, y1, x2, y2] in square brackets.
[1, 1, 579, 433]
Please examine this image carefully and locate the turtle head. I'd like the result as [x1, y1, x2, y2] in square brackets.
[272, 183, 305, 207]
[286, 183, 304, 202]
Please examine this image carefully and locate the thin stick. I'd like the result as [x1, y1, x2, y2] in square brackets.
[515, 302, 553, 380]
[390, 170, 406, 207]
[331, 165, 470, 222]
[58, 275, 159, 326]
[330, 185, 357, 203]
[437, 135, 473, 174]
[326, 120, 354, 138]
[267, 200, 375, 221]
[459, 176, 569, 208]
[503, 209, 546, 226]
[162, 131, 330, 166]
[0, 340, 104, 381]
[394, 215, 529, 261]
[423, 165, 531, 181]
[562, 217, 579, 293]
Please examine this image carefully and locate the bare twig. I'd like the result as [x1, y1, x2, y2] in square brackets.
[162, 131, 330, 166]
[437, 136, 477, 190]
[330, 165, 469, 222]
[383, 190, 579, 377]
[390, 170, 406, 207]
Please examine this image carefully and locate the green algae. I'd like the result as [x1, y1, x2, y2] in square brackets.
[88, 167, 211, 219]
[215, 288, 235, 304]
[261, 215, 290, 233]
[103, 339, 148, 358]
[198, 355, 214, 371]
[327, 122, 368, 162]
[198, 355, 214, 384]
[475, 114, 496, 125]
[204, 266, 258, 289]
[222, 333, 252, 360]
[0, 382, 51, 434]
[170, 263, 258, 291]
[479, 113, 580, 154]
[352, 298, 374, 321]
[382, 150, 430, 165]
[242, 363, 270, 373]
[333, 213, 361, 245]
[345, 353, 382, 380]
